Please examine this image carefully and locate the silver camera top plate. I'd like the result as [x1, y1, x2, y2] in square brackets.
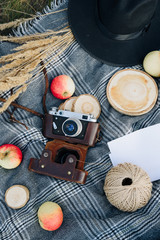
[49, 107, 97, 122]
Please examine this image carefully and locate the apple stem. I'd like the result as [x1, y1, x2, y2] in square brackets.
[63, 92, 68, 97]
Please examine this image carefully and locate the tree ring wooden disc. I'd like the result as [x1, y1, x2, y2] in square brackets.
[63, 96, 77, 111]
[73, 94, 101, 119]
[106, 69, 158, 116]
[58, 102, 65, 110]
[5, 185, 29, 209]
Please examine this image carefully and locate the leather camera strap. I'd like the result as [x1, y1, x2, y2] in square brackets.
[40, 61, 49, 115]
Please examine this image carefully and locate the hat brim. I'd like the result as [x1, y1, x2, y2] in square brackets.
[68, 0, 160, 66]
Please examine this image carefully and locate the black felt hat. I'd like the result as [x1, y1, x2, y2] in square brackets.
[68, 0, 160, 66]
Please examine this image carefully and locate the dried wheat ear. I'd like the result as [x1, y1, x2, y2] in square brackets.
[0, 14, 74, 113]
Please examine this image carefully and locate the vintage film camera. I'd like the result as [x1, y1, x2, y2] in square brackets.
[29, 107, 100, 184]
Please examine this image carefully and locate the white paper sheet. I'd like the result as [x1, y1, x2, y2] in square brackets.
[108, 123, 160, 182]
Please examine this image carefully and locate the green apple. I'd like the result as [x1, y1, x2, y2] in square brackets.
[143, 51, 160, 77]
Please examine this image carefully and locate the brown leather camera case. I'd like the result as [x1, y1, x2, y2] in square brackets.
[29, 139, 89, 184]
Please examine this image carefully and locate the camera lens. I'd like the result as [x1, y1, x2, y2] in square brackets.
[62, 118, 82, 137]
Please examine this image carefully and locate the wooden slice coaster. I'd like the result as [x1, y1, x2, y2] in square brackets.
[58, 102, 65, 110]
[73, 94, 101, 119]
[5, 185, 29, 209]
[106, 69, 158, 116]
[63, 96, 77, 111]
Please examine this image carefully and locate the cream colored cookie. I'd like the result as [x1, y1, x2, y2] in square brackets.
[106, 69, 158, 116]
[73, 94, 101, 119]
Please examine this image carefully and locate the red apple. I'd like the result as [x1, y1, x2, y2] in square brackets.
[0, 144, 22, 169]
[38, 201, 63, 231]
[50, 75, 75, 99]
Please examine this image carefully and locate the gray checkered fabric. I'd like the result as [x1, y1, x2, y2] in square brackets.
[0, 1, 160, 239]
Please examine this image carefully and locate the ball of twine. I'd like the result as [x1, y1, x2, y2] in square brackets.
[104, 163, 152, 212]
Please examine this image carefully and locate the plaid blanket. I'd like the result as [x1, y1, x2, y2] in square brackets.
[0, 1, 160, 239]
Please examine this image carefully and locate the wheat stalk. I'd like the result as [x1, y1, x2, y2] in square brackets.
[0, 28, 69, 43]
[0, 85, 28, 113]
[0, 18, 33, 31]
[0, 22, 75, 113]
[0, 8, 67, 32]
